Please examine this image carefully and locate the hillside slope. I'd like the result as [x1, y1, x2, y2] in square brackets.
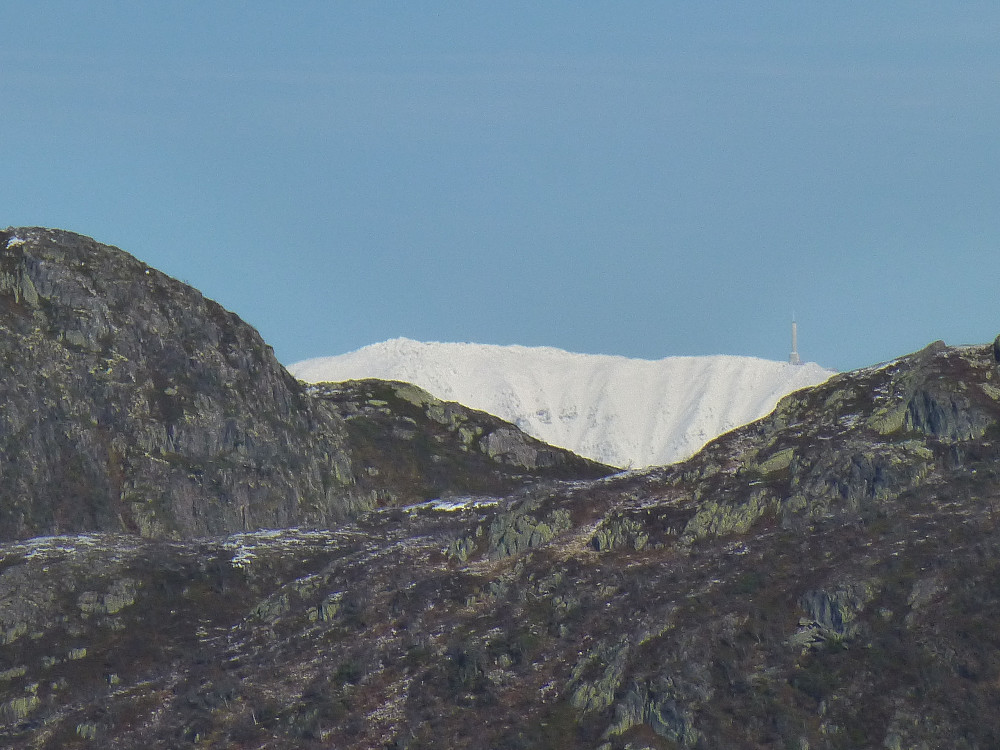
[0, 228, 609, 540]
[4, 338, 1000, 748]
[290, 338, 834, 468]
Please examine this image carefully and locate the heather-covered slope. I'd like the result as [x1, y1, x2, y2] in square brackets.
[290, 338, 835, 468]
[312, 378, 611, 508]
[4, 339, 1000, 748]
[0, 228, 609, 540]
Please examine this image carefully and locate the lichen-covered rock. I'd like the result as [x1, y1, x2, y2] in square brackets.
[75, 722, 98, 740]
[567, 637, 631, 714]
[481, 427, 553, 469]
[77, 578, 137, 616]
[591, 514, 649, 551]
[682, 490, 778, 541]
[0, 693, 38, 724]
[789, 580, 878, 650]
[447, 533, 479, 562]
[0, 228, 357, 539]
[488, 501, 572, 559]
[605, 676, 702, 747]
[755, 446, 795, 476]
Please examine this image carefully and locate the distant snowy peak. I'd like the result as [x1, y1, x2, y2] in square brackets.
[289, 338, 835, 469]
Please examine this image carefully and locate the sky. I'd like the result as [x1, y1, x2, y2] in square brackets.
[2, 3, 999, 372]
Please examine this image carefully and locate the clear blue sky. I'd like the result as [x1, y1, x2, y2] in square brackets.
[3, 3, 999, 372]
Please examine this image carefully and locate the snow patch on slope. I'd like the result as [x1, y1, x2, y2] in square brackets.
[289, 338, 835, 469]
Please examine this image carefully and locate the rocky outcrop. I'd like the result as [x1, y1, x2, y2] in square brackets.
[604, 676, 702, 747]
[591, 513, 649, 551]
[0, 229, 610, 541]
[488, 495, 573, 559]
[0, 228, 361, 539]
[789, 580, 879, 650]
[904, 385, 992, 441]
[311, 379, 612, 510]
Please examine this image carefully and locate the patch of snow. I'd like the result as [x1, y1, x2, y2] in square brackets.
[14, 534, 104, 560]
[839, 414, 862, 429]
[407, 496, 501, 512]
[289, 338, 836, 469]
[220, 527, 351, 569]
[6, 235, 26, 248]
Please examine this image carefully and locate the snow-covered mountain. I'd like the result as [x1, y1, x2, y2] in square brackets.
[288, 338, 835, 469]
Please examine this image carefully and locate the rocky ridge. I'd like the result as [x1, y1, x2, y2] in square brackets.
[310, 378, 610, 508]
[0, 228, 610, 541]
[4, 320, 1000, 748]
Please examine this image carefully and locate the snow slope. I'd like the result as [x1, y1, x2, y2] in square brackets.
[289, 338, 835, 469]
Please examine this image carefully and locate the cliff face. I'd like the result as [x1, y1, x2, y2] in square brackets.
[0, 228, 609, 540]
[0, 227, 360, 538]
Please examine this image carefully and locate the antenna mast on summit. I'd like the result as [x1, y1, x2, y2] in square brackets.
[789, 316, 801, 365]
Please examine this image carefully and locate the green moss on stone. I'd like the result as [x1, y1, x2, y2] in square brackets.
[1, 693, 39, 723]
[867, 405, 908, 435]
[683, 491, 777, 541]
[757, 447, 795, 476]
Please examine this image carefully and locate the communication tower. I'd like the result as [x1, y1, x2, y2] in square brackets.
[789, 317, 801, 365]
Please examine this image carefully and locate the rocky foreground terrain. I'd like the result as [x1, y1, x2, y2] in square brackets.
[2, 229, 1000, 748]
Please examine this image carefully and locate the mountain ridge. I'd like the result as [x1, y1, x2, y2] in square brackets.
[290, 337, 835, 468]
[3, 227, 1000, 748]
[0, 228, 609, 541]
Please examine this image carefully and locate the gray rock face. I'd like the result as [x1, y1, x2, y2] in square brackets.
[488, 494, 572, 559]
[0, 228, 611, 541]
[905, 387, 991, 441]
[608, 677, 701, 747]
[0, 228, 358, 539]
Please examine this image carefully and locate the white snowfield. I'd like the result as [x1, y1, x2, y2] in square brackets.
[289, 338, 835, 469]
